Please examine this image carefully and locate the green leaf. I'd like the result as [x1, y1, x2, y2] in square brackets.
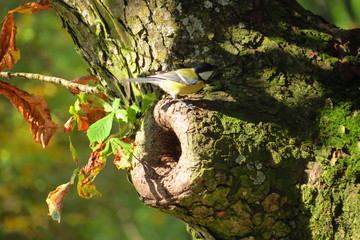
[87, 113, 114, 144]
[109, 138, 132, 154]
[127, 104, 141, 123]
[109, 138, 120, 154]
[101, 141, 111, 156]
[141, 93, 156, 113]
[115, 109, 128, 122]
[69, 105, 77, 115]
[69, 99, 81, 115]
[112, 98, 121, 110]
[119, 141, 132, 151]
[77, 94, 86, 103]
[69, 136, 79, 166]
[74, 99, 81, 112]
[130, 103, 141, 113]
[102, 100, 113, 112]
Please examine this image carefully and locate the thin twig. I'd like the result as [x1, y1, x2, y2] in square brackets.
[0, 72, 100, 94]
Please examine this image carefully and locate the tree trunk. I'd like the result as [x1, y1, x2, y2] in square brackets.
[49, 0, 360, 239]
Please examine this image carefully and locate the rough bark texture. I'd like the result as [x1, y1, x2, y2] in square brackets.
[49, 0, 360, 239]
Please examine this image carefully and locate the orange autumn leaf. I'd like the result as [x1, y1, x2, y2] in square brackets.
[79, 143, 106, 186]
[77, 144, 105, 199]
[77, 174, 101, 199]
[64, 95, 105, 134]
[10, 1, 52, 15]
[0, 14, 20, 70]
[46, 182, 71, 223]
[46, 168, 77, 222]
[0, 1, 52, 70]
[78, 97, 107, 125]
[63, 115, 89, 133]
[71, 75, 96, 85]
[80, 104, 106, 126]
[0, 80, 58, 147]
[119, 137, 137, 147]
[77, 116, 90, 131]
[69, 75, 96, 95]
[69, 75, 107, 100]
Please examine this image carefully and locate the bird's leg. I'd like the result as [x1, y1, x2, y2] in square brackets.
[171, 95, 196, 109]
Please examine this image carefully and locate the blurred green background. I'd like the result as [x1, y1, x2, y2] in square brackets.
[298, 0, 360, 29]
[0, 1, 358, 240]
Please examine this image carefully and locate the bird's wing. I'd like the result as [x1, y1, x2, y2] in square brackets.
[121, 68, 199, 85]
[148, 69, 199, 85]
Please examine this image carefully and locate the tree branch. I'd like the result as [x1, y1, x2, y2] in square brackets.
[0, 72, 100, 94]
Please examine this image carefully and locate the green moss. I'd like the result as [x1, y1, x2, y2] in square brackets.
[230, 28, 249, 42]
[259, 36, 280, 50]
[300, 102, 360, 239]
[301, 185, 317, 206]
[318, 52, 339, 66]
[202, 186, 230, 209]
[200, 168, 217, 191]
[277, 21, 289, 31]
[231, 200, 253, 217]
[319, 103, 360, 154]
[271, 221, 291, 237]
[219, 40, 240, 55]
[217, 114, 244, 134]
[298, 29, 332, 50]
[191, 204, 214, 218]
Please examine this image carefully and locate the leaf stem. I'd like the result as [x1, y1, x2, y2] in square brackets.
[0, 71, 100, 94]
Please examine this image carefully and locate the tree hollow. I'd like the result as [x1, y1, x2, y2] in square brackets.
[131, 98, 204, 204]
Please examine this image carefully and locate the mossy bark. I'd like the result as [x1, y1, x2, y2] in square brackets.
[49, 0, 360, 239]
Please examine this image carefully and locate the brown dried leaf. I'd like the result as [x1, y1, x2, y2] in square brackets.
[46, 182, 71, 223]
[69, 75, 96, 95]
[0, 1, 52, 70]
[77, 116, 90, 131]
[63, 115, 89, 133]
[77, 174, 101, 199]
[0, 80, 58, 147]
[69, 75, 108, 100]
[0, 14, 20, 70]
[63, 117, 74, 133]
[78, 98, 107, 125]
[79, 143, 106, 185]
[10, 1, 52, 15]
[71, 75, 96, 85]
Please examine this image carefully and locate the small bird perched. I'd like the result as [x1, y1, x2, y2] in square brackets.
[122, 63, 214, 107]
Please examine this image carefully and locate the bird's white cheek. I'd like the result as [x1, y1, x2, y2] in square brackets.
[199, 71, 213, 80]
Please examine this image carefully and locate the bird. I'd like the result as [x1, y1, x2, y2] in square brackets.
[121, 63, 214, 107]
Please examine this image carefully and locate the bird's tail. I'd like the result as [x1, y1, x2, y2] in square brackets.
[121, 77, 160, 86]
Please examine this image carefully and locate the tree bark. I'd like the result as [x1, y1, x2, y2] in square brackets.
[49, 0, 360, 239]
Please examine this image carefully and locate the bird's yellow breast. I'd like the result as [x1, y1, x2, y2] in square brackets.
[159, 80, 205, 96]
